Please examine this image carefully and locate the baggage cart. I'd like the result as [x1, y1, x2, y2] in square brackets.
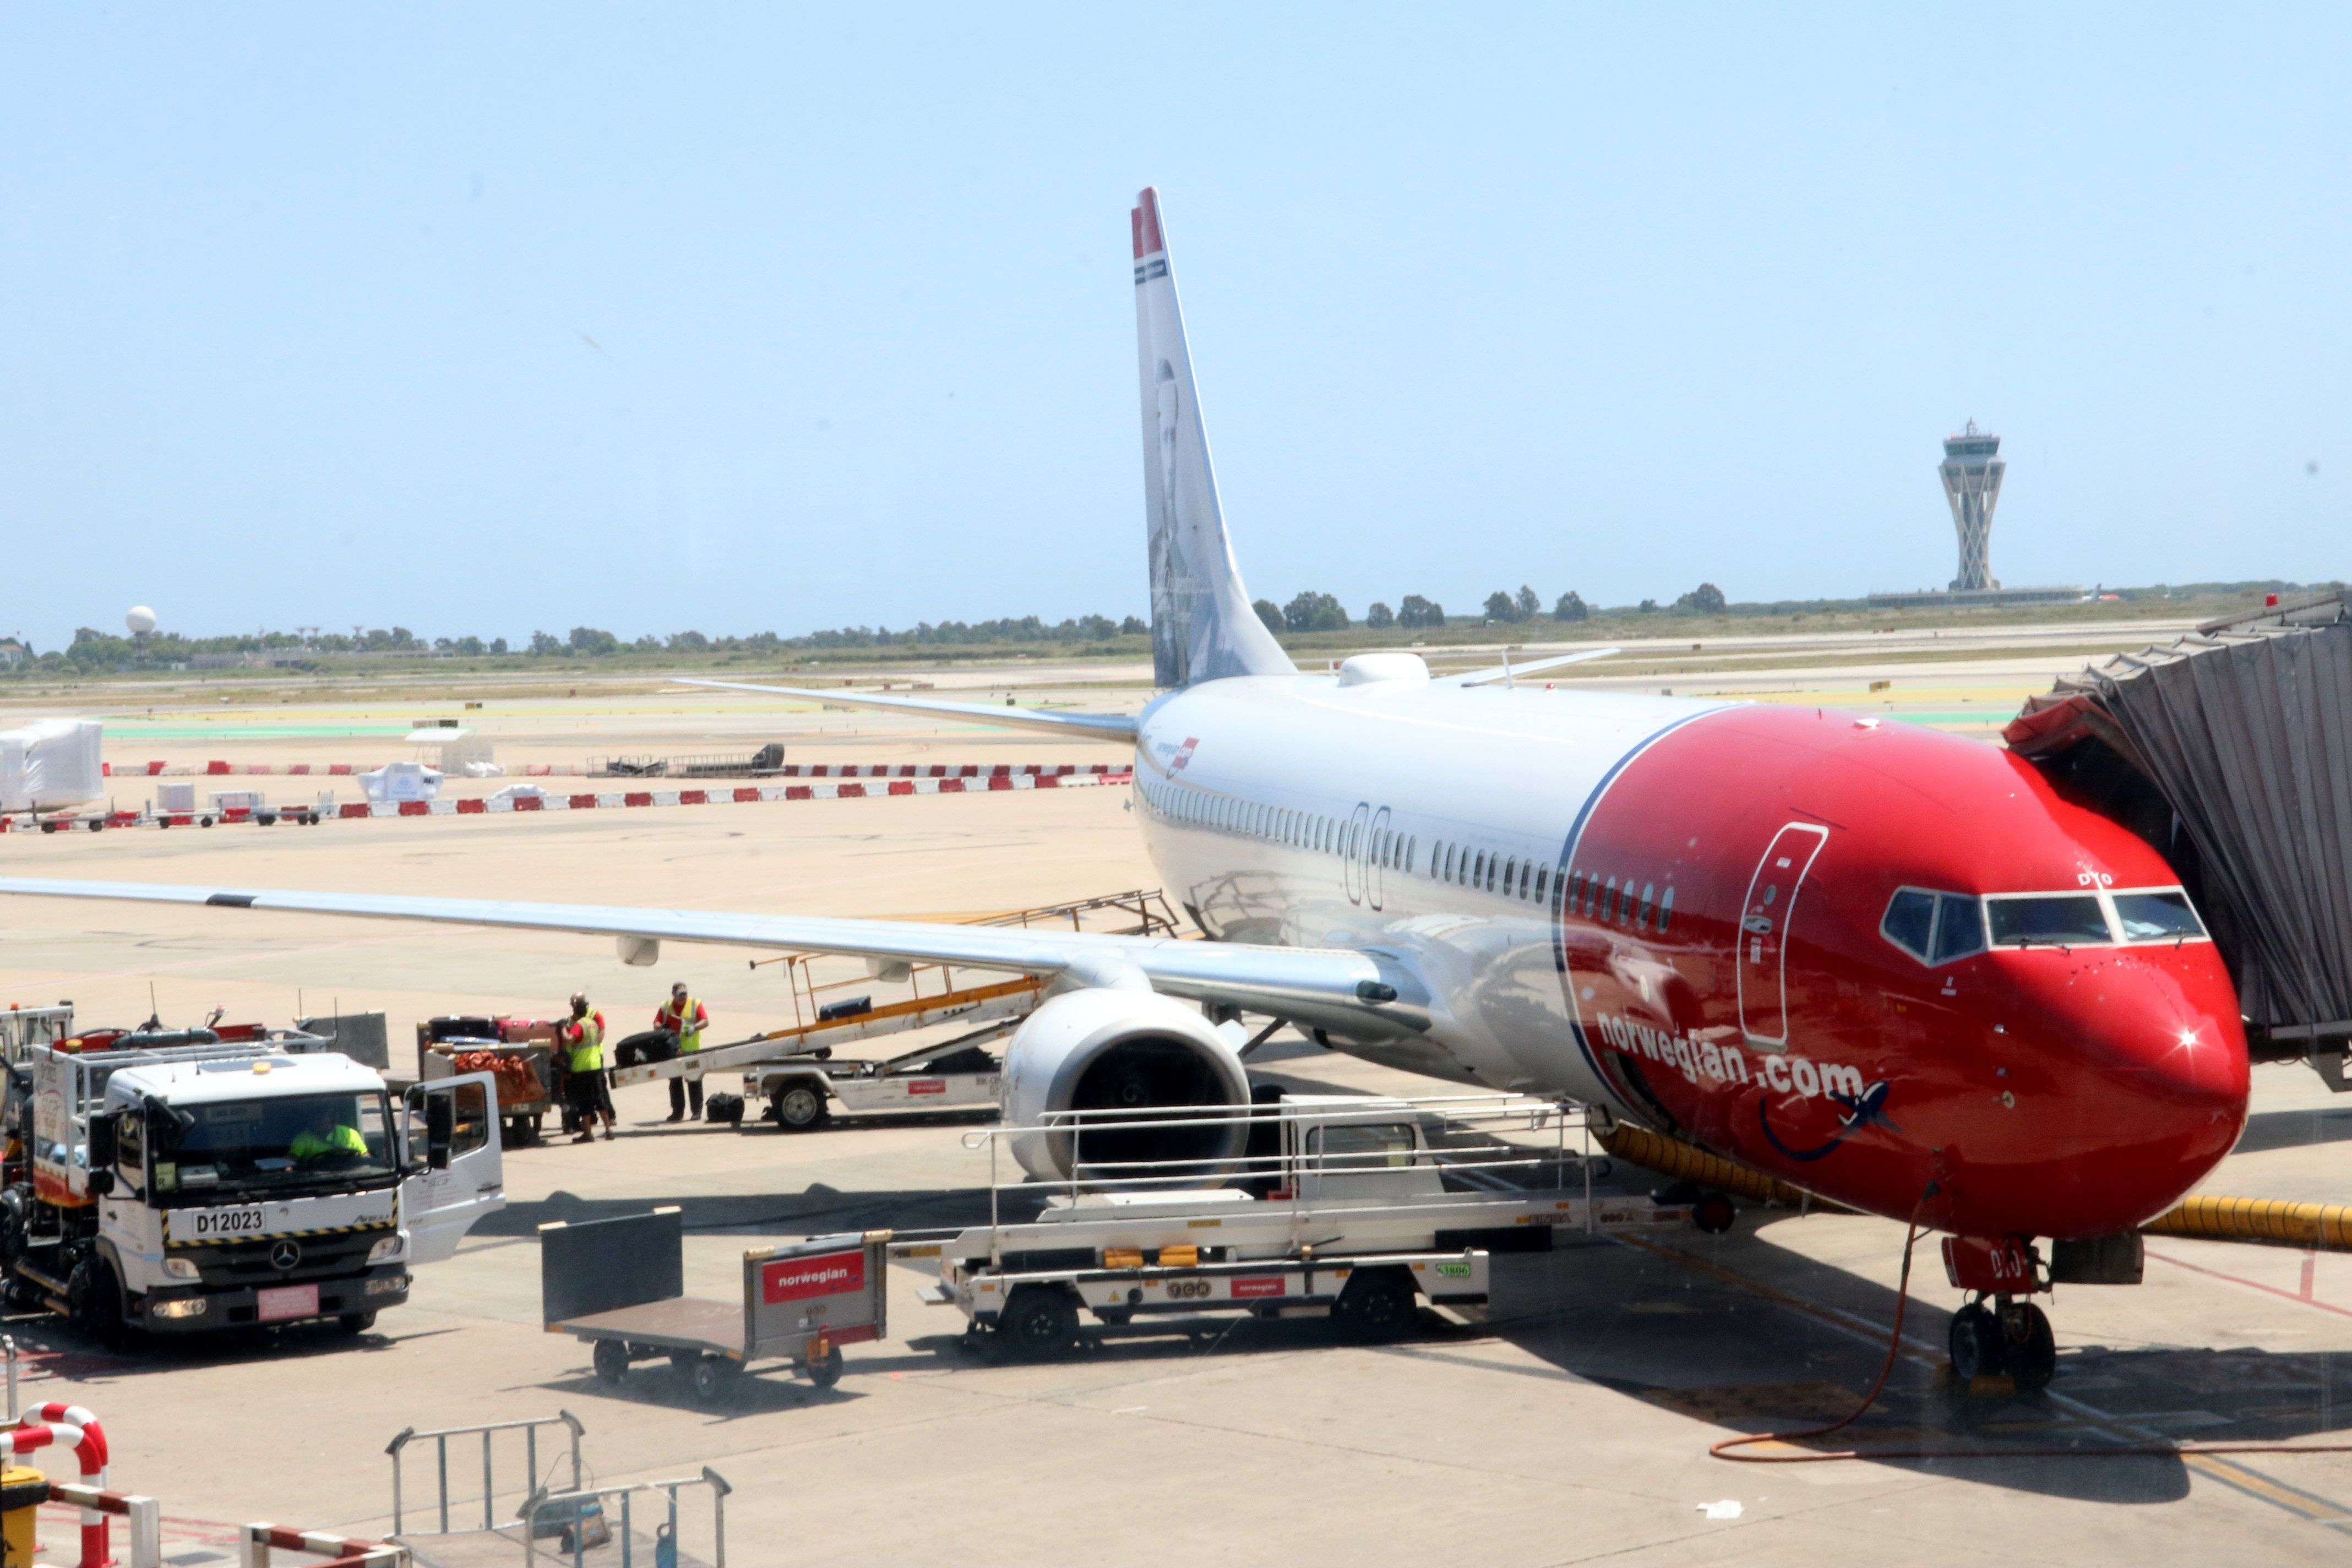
[418, 1018, 556, 1145]
[538, 1207, 887, 1406]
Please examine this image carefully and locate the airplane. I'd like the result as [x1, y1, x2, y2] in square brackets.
[0, 187, 2247, 1389]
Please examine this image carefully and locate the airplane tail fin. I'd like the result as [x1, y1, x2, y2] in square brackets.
[1134, 188, 1294, 689]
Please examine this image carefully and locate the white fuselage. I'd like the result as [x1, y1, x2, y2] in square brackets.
[1126, 672, 1729, 1109]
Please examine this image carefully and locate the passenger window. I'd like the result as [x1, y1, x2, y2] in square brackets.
[1880, 889, 1936, 961]
[1658, 885, 1674, 933]
[2115, 890, 2205, 942]
[1503, 857, 1517, 894]
[1986, 895, 2110, 948]
[1604, 876, 1619, 920]
[1473, 852, 1485, 886]
[1534, 866, 1548, 903]
[1405, 836, 1416, 874]
[1932, 894, 1986, 962]
[1638, 883, 1656, 927]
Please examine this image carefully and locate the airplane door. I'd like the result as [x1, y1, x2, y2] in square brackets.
[401, 1072, 507, 1265]
[1343, 803, 1371, 905]
[1736, 823, 1830, 1048]
[1366, 806, 1392, 910]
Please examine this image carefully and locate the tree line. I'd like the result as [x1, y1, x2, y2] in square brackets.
[1251, 582, 1728, 635]
[9, 583, 1754, 675]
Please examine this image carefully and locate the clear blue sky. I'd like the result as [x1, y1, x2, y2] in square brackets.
[3, 5, 2345, 651]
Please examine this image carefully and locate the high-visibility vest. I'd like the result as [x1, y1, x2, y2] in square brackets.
[659, 997, 705, 1054]
[290, 1123, 368, 1162]
[567, 1012, 605, 1073]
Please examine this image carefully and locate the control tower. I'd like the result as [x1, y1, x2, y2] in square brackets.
[1940, 421, 2006, 591]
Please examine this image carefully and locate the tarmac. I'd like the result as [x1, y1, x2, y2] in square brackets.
[1, 628, 2347, 1565]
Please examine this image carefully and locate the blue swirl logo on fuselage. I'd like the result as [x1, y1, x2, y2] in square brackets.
[1758, 1079, 1900, 1163]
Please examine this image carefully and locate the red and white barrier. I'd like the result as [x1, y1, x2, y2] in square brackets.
[12, 1401, 108, 1567]
[240, 1522, 402, 1566]
[105, 760, 1121, 780]
[331, 770, 1133, 820]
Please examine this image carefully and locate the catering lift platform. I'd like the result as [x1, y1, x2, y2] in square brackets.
[889, 1092, 1700, 1357]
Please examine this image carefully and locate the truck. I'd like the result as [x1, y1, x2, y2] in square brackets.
[0, 1037, 504, 1343]
[893, 1092, 1696, 1356]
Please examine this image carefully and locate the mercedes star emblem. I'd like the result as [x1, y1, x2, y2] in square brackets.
[270, 1239, 302, 1271]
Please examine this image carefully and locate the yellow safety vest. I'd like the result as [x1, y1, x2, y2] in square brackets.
[567, 1014, 605, 1073]
[290, 1123, 367, 1162]
[661, 997, 704, 1054]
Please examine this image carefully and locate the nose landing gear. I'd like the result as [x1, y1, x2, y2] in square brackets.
[1948, 1294, 2056, 1390]
[1942, 1234, 2057, 1392]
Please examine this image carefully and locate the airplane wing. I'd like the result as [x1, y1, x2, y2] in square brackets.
[0, 878, 1423, 1035]
[1452, 648, 1620, 686]
[670, 678, 1140, 742]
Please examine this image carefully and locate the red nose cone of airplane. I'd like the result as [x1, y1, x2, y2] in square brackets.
[1950, 953, 2248, 1239]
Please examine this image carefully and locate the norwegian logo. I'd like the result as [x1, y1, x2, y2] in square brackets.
[1229, 1275, 1286, 1300]
[762, 1250, 865, 1304]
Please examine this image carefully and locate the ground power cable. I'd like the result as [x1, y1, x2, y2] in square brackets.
[1709, 1201, 2352, 1466]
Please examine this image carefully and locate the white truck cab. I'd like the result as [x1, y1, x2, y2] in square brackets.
[5, 1040, 503, 1338]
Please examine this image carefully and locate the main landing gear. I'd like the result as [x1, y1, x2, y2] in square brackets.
[1941, 1235, 2057, 1392]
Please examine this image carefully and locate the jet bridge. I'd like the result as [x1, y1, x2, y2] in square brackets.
[2006, 591, 2352, 1087]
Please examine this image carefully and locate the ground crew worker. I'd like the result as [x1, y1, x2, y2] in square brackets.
[562, 992, 614, 1144]
[656, 982, 710, 1123]
[289, 1102, 368, 1163]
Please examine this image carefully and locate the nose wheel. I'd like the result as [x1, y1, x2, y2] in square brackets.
[1948, 1294, 2055, 1391]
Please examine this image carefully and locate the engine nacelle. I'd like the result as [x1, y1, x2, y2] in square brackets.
[1001, 989, 1252, 1183]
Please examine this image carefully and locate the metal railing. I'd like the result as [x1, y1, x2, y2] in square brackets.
[521, 1467, 730, 1568]
[386, 1412, 584, 1537]
[951, 1090, 1608, 1256]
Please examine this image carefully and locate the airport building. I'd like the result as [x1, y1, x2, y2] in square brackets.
[1870, 421, 2081, 609]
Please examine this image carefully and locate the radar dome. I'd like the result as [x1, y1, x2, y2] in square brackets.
[126, 606, 157, 635]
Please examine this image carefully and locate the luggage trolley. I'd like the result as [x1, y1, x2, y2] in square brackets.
[538, 1207, 888, 1405]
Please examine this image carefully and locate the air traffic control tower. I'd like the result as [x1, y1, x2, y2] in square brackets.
[1940, 420, 2005, 590]
[1869, 422, 2077, 609]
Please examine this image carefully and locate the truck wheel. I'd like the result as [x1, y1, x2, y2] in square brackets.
[774, 1084, 829, 1131]
[999, 1285, 1080, 1360]
[805, 1344, 845, 1389]
[593, 1341, 631, 1385]
[689, 1355, 742, 1406]
[69, 1259, 127, 1349]
[337, 1311, 377, 1335]
[1335, 1267, 1418, 1343]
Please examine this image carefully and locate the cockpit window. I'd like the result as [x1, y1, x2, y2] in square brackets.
[1986, 894, 2111, 948]
[1880, 889, 1936, 961]
[2114, 890, 2207, 942]
[1931, 893, 1986, 962]
[1885, 888, 1992, 966]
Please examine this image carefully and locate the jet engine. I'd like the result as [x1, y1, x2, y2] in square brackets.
[1001, 989, 1252, 1183]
